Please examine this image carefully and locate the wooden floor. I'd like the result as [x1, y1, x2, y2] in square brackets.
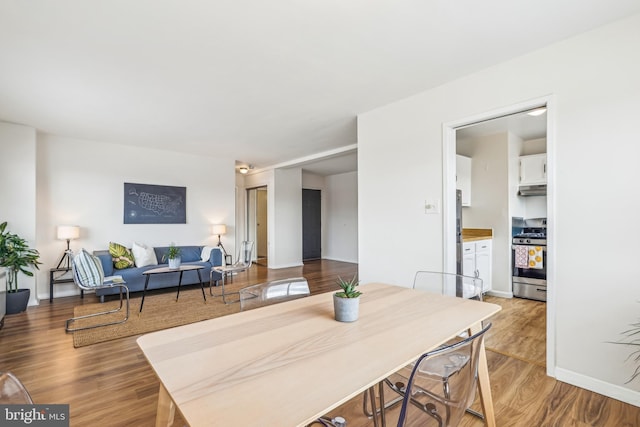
[1, 260, 638, 426]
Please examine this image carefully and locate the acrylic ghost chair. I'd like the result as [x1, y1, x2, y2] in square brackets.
[65, 249, 129, 332]
[210, 240, 255, 304]
[412, 270, 483, 301]
[363, 271, 486, 424]
[0, 371, 34, 404]
[239, 277, 310, 311]
[393, 323, 492, 426]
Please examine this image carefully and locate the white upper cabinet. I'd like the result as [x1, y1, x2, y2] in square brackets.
[456, 155, 472, 206]
[519, 154, 547, 185]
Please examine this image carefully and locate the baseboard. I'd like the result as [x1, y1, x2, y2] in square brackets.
[555, 367, 640, 407]
[486, 290, 513, 298]
[322, 256, 358, 264]
[268, 262, 304, 269]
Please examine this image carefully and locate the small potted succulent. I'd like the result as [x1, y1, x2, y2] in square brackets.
[333, 274, 361, 322]
[163, 243, 181, 269]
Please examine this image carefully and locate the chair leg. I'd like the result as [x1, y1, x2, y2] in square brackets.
[209, 271, 240, 304]
[362, 379, 403, 419]
[66, 284, 129, 332]
[221, 274, 241, 304]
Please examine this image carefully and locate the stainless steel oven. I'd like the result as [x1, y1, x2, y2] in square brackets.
[512, 232, 547, 302]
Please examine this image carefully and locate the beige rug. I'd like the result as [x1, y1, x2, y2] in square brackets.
[71, 287, 240, 348]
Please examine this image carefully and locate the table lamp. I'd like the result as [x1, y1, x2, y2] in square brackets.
[56, 225, 80, 269]
[212, 224, 227, 256]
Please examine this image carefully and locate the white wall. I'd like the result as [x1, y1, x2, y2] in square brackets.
[35, 134, 236, 300]
[358, 13, 640, 404]
[324, 171, 358, 263]
[459, 133, 511, 296]
[0, 123, 37, 305]
[271, 168, 303, 268]
[509, 133, 526, 220]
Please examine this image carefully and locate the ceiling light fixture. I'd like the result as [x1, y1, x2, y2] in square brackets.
[527, 107, 547, 117]
[238, 164, 254, 174]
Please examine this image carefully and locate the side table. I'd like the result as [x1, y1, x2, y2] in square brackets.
[49, 267, 82, 303]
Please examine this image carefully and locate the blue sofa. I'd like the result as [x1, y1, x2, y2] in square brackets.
[93, 246, 223, 302]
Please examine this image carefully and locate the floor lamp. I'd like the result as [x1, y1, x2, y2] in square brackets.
[212, 224, 228, 263]
[56, 225, 80, 269]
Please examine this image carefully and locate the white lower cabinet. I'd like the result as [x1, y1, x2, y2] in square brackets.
[462, 239, 492, 294]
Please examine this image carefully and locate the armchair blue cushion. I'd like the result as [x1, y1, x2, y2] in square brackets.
[93, 245, 223, 301]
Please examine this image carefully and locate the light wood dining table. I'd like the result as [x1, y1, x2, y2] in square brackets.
[137, 282, 501, 427]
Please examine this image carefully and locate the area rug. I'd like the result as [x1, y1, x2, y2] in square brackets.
[71, 287, 240, 348]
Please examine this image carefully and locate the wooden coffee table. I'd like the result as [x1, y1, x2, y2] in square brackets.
[139, 265, 206, 312]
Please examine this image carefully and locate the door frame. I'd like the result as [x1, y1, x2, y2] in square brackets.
[442, 94, 556, 377]
[246, 186, 268, 264]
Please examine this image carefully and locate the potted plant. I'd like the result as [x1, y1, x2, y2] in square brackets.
[333, 274, 361, 322]
[163, 243, 181, 269]
[0, 222, 41, 314]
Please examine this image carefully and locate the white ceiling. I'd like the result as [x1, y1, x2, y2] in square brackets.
[1, 1, 639, 174]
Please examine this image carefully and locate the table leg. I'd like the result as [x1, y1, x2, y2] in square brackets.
[197, 269, 206, 302]
[175, 271, 185, 301]
[470, 321, 496, 427]
[155, 383, 175, 427]
[49, 270, 54, 303]
[140, 275, 151, 313]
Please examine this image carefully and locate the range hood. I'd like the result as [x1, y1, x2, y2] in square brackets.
[518, 184, 546, 196]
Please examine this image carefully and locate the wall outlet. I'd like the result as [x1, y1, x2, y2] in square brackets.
[425, 199, 440, 214]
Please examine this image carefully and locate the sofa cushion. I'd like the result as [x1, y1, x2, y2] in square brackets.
[109, 242, 135, 269]
[154, 246, 201, 263]
[73, 249, 104, 287]
[93, 250, 114, 276]
[131, 242, 158, 268]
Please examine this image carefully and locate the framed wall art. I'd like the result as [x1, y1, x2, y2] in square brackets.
[123, 183, 186, 224]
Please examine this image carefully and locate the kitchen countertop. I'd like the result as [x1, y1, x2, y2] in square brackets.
[462, 228, 493, 242]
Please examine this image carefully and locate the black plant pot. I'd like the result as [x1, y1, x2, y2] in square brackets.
[6, 288, 30, 315]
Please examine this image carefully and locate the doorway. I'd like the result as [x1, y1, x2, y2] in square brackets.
[302, 189, 322, 260]
[443, 96, 556, 377]
[247, 186, 268, 266]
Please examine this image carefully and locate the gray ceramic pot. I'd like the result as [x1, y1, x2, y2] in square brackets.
[6, 288, 30, 315]
[333, 294, 360, 322]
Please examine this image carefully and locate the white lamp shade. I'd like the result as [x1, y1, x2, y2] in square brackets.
[57, 225, 80, 240]
[212, 224, 227, 236]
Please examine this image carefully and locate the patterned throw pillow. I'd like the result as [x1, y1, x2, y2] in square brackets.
[72, 249, 105, 287]
[109, 242, 135, 269]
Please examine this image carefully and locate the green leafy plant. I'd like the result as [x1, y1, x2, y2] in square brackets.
[335, 274, 361, 298]
[163, 243, 181, 261]
[610, 318, 640, 384]
[0, 221, 41, 293]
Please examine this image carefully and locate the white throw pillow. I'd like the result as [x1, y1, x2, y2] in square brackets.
[201, 246, 217, 262]
[132, 242, 158, 268]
